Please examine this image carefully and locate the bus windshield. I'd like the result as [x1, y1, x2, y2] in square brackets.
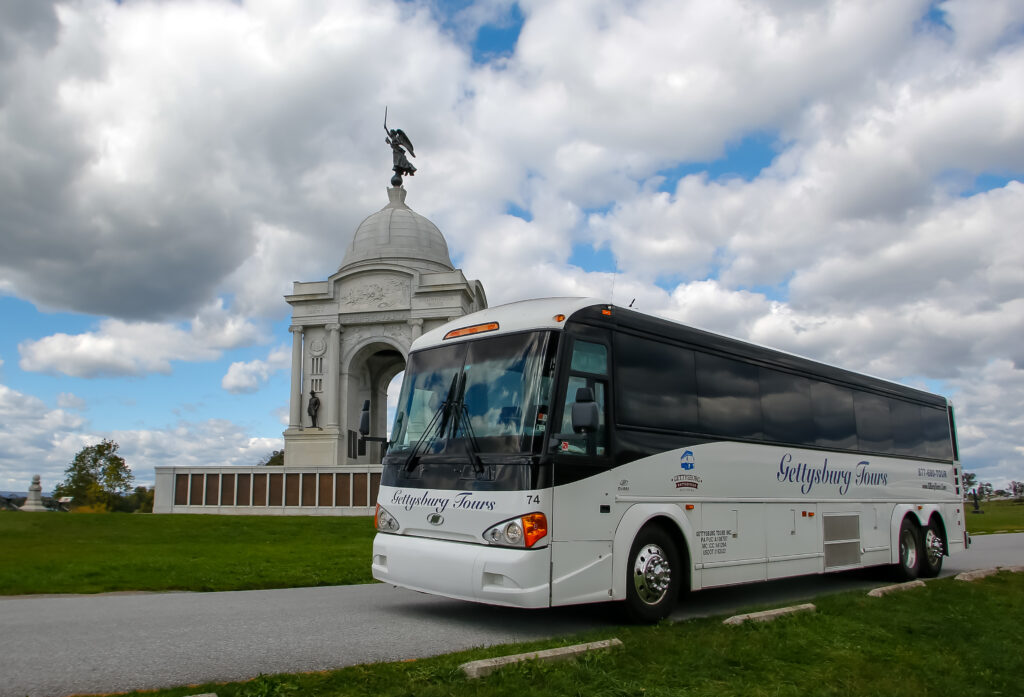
[387, 331, 557, 458]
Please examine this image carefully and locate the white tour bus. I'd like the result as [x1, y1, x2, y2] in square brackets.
[371, 297, 967, 621]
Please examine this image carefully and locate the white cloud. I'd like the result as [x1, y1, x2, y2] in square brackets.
[110, 421, 283, 484]
[18, 302, 264, 378]
[222, 345, 291, 394]
[0, 380, 281, 490]
[948, 360, 1024, 488]
[56, 392, 87, 410]
[1, 0, 1023, 487]
[0, 383, 90, 492]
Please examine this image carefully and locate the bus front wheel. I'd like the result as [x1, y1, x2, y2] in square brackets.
[893, 518, 922, 581]
[624, 526, 681, 623]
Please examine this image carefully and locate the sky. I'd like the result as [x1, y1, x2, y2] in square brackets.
[1, 0, 1023, 493]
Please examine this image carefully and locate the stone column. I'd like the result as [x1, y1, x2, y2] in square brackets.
[339, 371, 351, 462]
[373, 380, 390, 462]
[326, 323, 341, 427]
[408, 317, 423, 342]
[288, 325, 304, 428]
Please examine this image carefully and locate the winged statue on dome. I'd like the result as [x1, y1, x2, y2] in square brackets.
[385, 107, 416, 186]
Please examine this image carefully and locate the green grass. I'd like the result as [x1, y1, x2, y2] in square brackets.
[0, 512, 377, 595]
[102, 571, 1024, 697]
[964, 499, 1024, 534]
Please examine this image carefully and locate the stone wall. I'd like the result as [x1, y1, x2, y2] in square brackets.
[153, 465, 381, 516]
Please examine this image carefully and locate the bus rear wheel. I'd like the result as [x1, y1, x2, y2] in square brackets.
[919, 522, 945, 578]
[624, 527, 681, 623]
[893, 518, 921, 581]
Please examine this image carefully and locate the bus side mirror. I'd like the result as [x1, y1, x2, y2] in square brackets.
[571, 387, 599, 434]
[359, 399, 370, 437]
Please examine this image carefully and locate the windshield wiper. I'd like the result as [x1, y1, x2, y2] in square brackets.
[449, 372, 484, 473]
[402, 373, 459, 472]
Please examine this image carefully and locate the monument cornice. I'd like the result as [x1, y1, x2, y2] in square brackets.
[339, 310, 411, 325]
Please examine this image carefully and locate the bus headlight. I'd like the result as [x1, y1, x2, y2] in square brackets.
[482, 513, 547, 548]
[375, 504, 399, 533]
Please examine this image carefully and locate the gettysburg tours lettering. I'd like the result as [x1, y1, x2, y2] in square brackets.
[776, 453, 887, 496]
[390, 489, 496, 514]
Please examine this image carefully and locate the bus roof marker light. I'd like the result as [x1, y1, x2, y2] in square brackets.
[553, 314, 566, 322]
[444, 322, 499, 340]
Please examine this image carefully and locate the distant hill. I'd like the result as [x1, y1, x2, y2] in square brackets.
[1, 491, 54, 498]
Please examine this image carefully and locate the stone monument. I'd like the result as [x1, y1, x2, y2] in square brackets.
[19, 475, 47, 512]
[282, 125, 486, 466]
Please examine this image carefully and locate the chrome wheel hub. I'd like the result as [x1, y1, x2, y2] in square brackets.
[924, 529, 943, 566]
[633, 544, 671, 605]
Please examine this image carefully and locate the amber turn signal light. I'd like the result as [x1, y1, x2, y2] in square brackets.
[444, 321, 499, 340]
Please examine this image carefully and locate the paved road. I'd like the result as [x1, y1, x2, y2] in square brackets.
[2, 533, 1021, 697]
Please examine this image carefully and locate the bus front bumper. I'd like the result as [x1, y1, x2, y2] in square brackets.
[371, 533, 551, 609]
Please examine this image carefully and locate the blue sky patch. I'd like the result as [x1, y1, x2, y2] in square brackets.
[505, 202, 533, 222]
[569, 242, 617, 273]
[472, 4, 524, 63]
[654, 131, 779, 193]
[422, 0, 524, 64]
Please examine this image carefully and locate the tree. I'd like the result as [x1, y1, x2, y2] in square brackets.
[258, 449, 284, 466]
[962, 471, 977, 491]
[979, 482, 994, 501]
[53, 440, 134, 511]
[1010, 481, 1024, 502]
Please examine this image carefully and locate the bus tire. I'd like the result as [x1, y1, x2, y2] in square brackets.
[624, 526, 681, 623]
[919, 521, 945, 578]
[893, 518, 921, 581]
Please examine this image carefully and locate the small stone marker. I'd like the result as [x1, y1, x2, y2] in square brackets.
[459, 638, 623, 678]
[999, 565, 1024, 573]
[955, 568, 999, 582]
[722, 603, 816, 625]
[867, 580, 926, 597]
[19, 475, 47, 512]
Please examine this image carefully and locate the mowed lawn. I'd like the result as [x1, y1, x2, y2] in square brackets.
[108, 571, 1024, 697]
[0, 512, 377, 595]
[3, 499, 1022, 596]
[964, 499, 1024, 534]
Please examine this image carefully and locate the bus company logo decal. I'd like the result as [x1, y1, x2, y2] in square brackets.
[390, 489, 496, 514]
[672, 474, 702, 490]
[427, 512, 444, 526]
[680, 450, 696, 470]
[776, 453, 888, 496]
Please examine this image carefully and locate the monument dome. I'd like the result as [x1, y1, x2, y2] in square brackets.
[339, 187, 454, 272]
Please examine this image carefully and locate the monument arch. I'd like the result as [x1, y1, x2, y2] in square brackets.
[153, 124, 486, 514]
[282, 185, 487, 467]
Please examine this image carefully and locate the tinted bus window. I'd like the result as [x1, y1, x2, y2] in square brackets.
[570, 340, 608, 374]
[696, 352, 763, 439]
[890, 400, 924, 456]
[854, 391, 894, 453]
[922, 406, 954, 460]
[760, 368, 815, 445]
[614, 333, 698, 432]
[811, 382, 858, 449]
